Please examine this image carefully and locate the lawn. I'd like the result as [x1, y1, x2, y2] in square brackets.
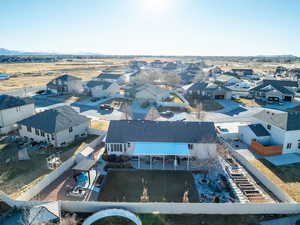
[251, 159, 300, 202]
[91, 120, 110, 131]
[98, 170, 199, 202]
[0, 134, 98, 198]
[235, 98, 265, 106]
[138, 214, 284, 225]
[188, 99, 224, 111]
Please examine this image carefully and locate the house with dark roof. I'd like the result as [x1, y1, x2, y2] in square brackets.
[0, 95, 34, 134]
[231, 69, 254, 76]
[239, 108, 300, 155]
[186, 82, 232, 100]
[105, 120, 217, 160]
[47, 74, 83, 95]
[18, 106, 90, 147]
[85, 80, 120, 98]
[250, 79, 298, 102]
[239, 123, 270, 146]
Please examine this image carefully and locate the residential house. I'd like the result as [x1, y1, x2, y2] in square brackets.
[215, 74, 241, 86]
[135, 84, 170, 104]
[231, 69, 254, 76]
[186, 82, 232, 100]
[86, 80, 120, 98]
[18, 106, 90, 147]
[47, 74, 83, 95]
[163, 62, 177, 70]
[239, 109, 300, 155]
[0, 95, 34, 133]
[105, 120, 217, 160]
[96, 72, 126, 84]
[250, 79, 299, 102]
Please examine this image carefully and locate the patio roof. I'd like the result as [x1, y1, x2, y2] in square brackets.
[134, 142, 190, 156]
[72, 159, 97, 172]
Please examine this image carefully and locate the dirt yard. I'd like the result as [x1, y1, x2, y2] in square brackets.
[98, 170, 199, 202]
[251, 159, 300, 202]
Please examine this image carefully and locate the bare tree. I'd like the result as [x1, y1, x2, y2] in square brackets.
[60, 213, 79, 225]
[196, 102, 205, 121]
[120, 102, 133, 120]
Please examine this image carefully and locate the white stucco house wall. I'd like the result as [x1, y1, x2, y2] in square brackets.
[0, 95, 35, 134]
[47, 74, 84, 95]
[135, 84, 170, 104]
[238, 124, 270, 146]
[18, 106, 90, 147]
[86, 80, 120, 98]
[249, 109, 300, 154]
[105, 120, 217, 160]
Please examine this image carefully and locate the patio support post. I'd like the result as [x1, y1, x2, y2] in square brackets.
[138, 155, 140, 169]
[175, 155, 177, 171]
[150, 155, 152, 169]
[163, 155, 165, 170]
[187, 155, 189, 170]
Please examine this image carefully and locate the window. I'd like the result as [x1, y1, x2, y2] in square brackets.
[120, 144, 123, 152]
[51, 134, 55, 140]
[26, 126, 32, 132]
[69, 127, 73, 133]
[188, 144, 193, 150]
[41, 131, 45, 137]
[298, 140, 300, 149]
[128, 143, 131, 147]
[267, 124, 271, 130]
[287, 143, 292, 149]
[35, 129, 40, 136]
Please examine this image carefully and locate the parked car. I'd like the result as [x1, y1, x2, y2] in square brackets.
[160, 111, 174, 118]
[99, 104, 113, 111]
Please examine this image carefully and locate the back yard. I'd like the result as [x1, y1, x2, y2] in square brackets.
[251, 159, 300, 202]
[98, 170, 199, 202]
[0, 134, 98, 198]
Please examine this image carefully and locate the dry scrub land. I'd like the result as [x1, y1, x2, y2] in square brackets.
[0, 58, 130, 92]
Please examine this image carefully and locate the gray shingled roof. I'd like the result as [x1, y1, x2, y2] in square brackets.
[18, 106, 90, 133]
[250, 79, 298, 95]
[55, 74, 81, 81]
[248, 124, 270, 137]
[97, 73, 122, 80]
[0, 95, 33, 110]
[106, 120, 217, 143]
[187, 82, 208, 92]
[86, 80, 113, 89]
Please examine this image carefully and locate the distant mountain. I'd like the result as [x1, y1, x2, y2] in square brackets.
[0, 48, 104, 56]
[256, 54, 297, 58]
[0, 48, 55, 55]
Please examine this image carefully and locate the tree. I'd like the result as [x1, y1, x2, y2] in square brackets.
[144, 107, 160, 120]
[196, 102, 205, 121]
[120, 102, 133, 120]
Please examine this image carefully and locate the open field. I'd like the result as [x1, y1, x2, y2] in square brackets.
[0, 58, 131, 92]
[0, 135, 98, 198]
[98, 170, 199, 202]
[251, 159, 300, 202]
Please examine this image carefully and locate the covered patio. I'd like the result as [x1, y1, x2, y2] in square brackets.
[132, 142, 192, 170]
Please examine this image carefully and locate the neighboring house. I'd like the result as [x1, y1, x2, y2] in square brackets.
[0, 95, 35, 133]
[47, 74, 83, 95]
[18, 106, 90, 147]
[231, 69, 254, 76]
[163, 62, 177, 70]
[250, 79, 299, 102]
[105, 120, 217, 159]
[135, 84, 170, 103]
[86, 80, 120, 98]
[179, 72, 195, 85]
[186, 82, 232, 100]
[239, 123, 271, 146]
[240, 109, 300, 155]
[96, 72, 126, 84]
[215, 75, 241, 86]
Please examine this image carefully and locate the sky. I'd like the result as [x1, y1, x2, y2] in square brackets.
[0, 0, 300, 56]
